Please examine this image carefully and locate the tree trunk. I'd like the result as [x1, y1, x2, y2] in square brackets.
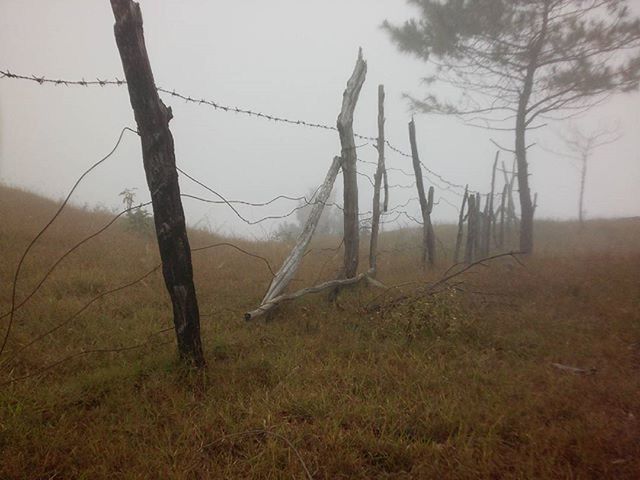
[337, 49, 367, 279]
[110, 0, 204, 367]
[579, 154, 587, 224]
[515, 111, 534, 253]
[514, 2, 549, 254]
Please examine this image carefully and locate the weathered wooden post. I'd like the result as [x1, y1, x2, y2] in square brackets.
[498, 183, 508, 250]
[486, 152, 499, 253]
[337, 49, 367, 280]
[110, 0, 204, 367]
[508, 159, 518, 227]
[480, 193, 491, 257]
[369, 85, 386, 275]
[474, 193, 482, 258]
[408, 118, 435, 268]
[426, 186, 436, 266]
[502, 160, 518, 243]
[453, 185, 469, 264]
[464, 194, 477, 264]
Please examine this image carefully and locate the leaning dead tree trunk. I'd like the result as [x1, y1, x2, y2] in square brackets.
[263, 157, 342, 302]
[111, 0, 204, 367]
[453, 185, 469, 264]
[247, 51, 375, 319]
[337, 49, 367, 280]
[369, 85, 386, 275]
[246, 157, 343, 321]
[408, 118, 435, 268]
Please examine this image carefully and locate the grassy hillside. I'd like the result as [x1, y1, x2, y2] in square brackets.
[1, 185, 639, 479]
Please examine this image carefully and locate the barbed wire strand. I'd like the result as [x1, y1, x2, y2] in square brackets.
[2, 68, 475, 196]
[0, 126, 138, 358]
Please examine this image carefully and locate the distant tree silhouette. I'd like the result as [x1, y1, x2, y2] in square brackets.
[550, 125, 621, 224]
[384, 0, 640, 252]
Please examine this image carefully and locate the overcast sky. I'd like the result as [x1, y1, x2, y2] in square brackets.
[1, 0, 639, 238]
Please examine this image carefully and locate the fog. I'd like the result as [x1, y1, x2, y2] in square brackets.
[1, 0, 639, 238]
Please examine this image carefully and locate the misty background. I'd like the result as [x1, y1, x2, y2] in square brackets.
[1, 0, 639, 238]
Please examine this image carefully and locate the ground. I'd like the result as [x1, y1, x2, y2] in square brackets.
[0, 185, 639, 479]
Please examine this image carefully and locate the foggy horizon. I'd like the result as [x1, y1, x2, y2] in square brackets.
[1, 0, 639, 238]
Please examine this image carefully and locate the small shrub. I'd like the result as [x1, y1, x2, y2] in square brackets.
[119, 188, 153, 235]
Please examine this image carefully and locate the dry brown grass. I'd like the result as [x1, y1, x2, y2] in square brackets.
[1, 185, 639, 479]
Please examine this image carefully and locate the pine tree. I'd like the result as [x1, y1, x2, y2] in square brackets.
[384, 0, 640, 252]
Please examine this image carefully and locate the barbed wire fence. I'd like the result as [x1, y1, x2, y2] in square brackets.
[0, 65, 520, 383]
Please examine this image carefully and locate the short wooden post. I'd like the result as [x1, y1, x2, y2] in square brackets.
[480, 193, 491, 257]
[498, 183, 508, 249]
[473, 193, 482, 258]
[487, 152, 499, 253]
[110, 0, 204, 367]
[464, 194, 477, 263]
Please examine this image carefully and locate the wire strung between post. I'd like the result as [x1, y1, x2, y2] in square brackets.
[0, 126, 139, 358]
[1, 68, 477, 196]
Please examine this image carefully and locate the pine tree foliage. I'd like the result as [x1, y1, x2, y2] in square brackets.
[383, 0, 640, 126]
[383, 0, 640, 252]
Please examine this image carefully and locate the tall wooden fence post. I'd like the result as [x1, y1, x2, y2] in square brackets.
[369, 85, 386, 275]
[110, 0, 204, 367]
[337, 48, 367, 280]
[408, 118, 435, 269]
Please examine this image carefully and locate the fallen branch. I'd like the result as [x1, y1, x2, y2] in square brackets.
[366, 251, 525, 313]
[245, 269, 382, 321]
[551, 362, 596, 375]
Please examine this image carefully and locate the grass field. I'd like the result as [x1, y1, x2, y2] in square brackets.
[1, 185, 639, 479]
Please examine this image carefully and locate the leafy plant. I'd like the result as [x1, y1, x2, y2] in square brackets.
[119, 188, 153, 234]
